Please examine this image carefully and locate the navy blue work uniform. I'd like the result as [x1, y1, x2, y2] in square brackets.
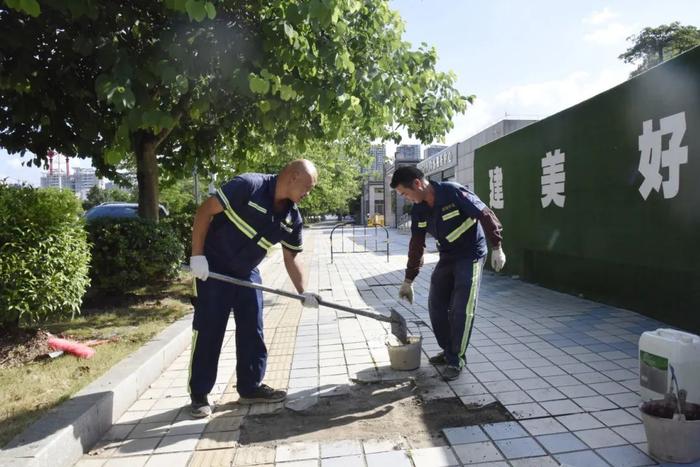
[410, 181, 489, 369]
[189, 173, 303, 398]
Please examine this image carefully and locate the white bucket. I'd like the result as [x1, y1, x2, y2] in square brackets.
[386, 336, 422, 371]
[640, 401, 700, 463]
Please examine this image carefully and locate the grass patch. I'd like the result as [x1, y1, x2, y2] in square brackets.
[0, 277, 192, 448]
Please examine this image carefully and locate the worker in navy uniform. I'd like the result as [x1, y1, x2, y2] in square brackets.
[390, 166, 506, 381]
[188, 159, 320, 417]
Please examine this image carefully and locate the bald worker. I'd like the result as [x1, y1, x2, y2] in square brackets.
[188, 160, 320, 416]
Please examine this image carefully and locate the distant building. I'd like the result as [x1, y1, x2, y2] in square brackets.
[395, 144, 421, 161]
[368, 144, 386, 172]
[360, 145, 387, 221]
[424, 144, 447, 159]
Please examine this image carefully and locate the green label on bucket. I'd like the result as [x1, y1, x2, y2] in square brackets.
[640, 350, 668, 370]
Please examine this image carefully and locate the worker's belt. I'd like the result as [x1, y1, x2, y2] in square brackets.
[217, 189, 272, 251]
[445, 217, 476, 243]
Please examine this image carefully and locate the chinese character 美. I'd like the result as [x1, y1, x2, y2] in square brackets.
[489, 166, 504, 209]
[541, 149, 566, 208]
[638, 112, 688, 200]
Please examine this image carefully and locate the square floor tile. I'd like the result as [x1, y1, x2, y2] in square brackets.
[557, 384, 597, 398]
[612, 424, 647, 444]
[591, 409, 640, 427]
[596, 445, 656, 466]
[411, 446, 459, 467]
[555, 450, 609, 467]
[526, 387, 566, 402]
[556, 413, 604, 431]
[536, 433, 588, 454]
[495, 437, 545, 459]
[541, 399, 582, 416]
[493, 390, 533, 405]
[322, 455, 365, 467]
[321, 440, 362, 458]
[482, 421, 528, 440]
[574, 428, 627, 448]
[452, 441, 503, 464]
[276, 442, 320, 462]
[443, 426, 488, 445]
[506, 402, 549, 420]
[519, 417, 567, 436]
[509, 455, 560, 466]
[365, 450, 412, 467]
[573, 395, 617, 411]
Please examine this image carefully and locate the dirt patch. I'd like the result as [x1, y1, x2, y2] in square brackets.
[239, 381, 511, 446]
[0, 326, 51, 369]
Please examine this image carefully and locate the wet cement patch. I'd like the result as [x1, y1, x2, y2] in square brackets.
[239, 381, 511, 445]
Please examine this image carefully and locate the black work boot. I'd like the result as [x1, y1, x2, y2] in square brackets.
[190, 393, 212, 418]
[238, 384, 287, 404]
[442, 365, 462, 381]
[428, 351, 448, 365]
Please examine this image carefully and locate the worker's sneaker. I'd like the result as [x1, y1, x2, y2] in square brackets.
[428, 351, 448, 365]
[238, 384, 287, 404]
[190, 394, 212, 418]
[442, 365, 462, 381]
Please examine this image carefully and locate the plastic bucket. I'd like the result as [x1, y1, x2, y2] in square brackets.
[639, 400, 700, 463]
[386, 336, 422, 370]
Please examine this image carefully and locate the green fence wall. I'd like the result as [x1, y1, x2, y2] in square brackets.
[474, 47, 700, 332]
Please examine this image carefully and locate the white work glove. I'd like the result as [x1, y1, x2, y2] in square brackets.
[491, 247, 506, 272]
[189, 255, 209, 281]
[301, 292, 321, 308]
[398, 280, 414, 304]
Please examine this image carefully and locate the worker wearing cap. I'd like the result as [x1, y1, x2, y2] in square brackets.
[188, 159, 321, 417]
[391, 166, 506, 381]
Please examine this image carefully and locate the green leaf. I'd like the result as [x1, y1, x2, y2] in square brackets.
[248, 74, 270, 94]
[185, 0, 207, 22]
[204, 2, 216, 20]
[279, 84, 297, 101]
[19, 0, 40, 17]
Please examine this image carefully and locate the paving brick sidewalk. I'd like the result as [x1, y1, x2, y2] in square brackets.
[74, 226, 694, 467]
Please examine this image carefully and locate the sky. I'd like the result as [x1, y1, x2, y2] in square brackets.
[2, 0, 699, 185]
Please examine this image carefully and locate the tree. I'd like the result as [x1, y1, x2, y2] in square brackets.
[619, 22, 700, 77]
[1, 1, 471, 221]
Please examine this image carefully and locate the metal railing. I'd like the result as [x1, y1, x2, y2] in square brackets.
[329, 222, 389, 263]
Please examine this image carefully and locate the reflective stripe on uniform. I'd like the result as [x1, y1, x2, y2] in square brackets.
[247, 200, 267, 213]
[217, 188, 273, 250]
[187, 329, 199, 394]
[446, 218, 476, 243]
[281, 240, 303, 251]
[458, 261, 480, 366]
[417, 221, 427, 228]
[442, 210, 460, 221]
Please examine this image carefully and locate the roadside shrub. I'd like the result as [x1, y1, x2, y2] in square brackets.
[162, 211, 193, 259]
[0, 185, 91, 326]
[86, 218, 183, 293]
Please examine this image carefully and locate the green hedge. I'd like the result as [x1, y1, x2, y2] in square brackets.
[86, 218, 184, 293]
[0, 185, 90, 326]
[162, 211, 193, 259]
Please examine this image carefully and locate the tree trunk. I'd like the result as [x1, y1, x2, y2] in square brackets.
[135, 132, 160, 222]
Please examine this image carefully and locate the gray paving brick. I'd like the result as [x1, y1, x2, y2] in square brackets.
[519, 417, 567, 436]
[596, 445, 656, 466]
[452, 441, 503, 464]
[494, 437, 545, 459]
[482, 422, 528, 440]
[443, 426, 488, 445]
[555, 450, 610, 467]
[536, 433, 588, 453]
